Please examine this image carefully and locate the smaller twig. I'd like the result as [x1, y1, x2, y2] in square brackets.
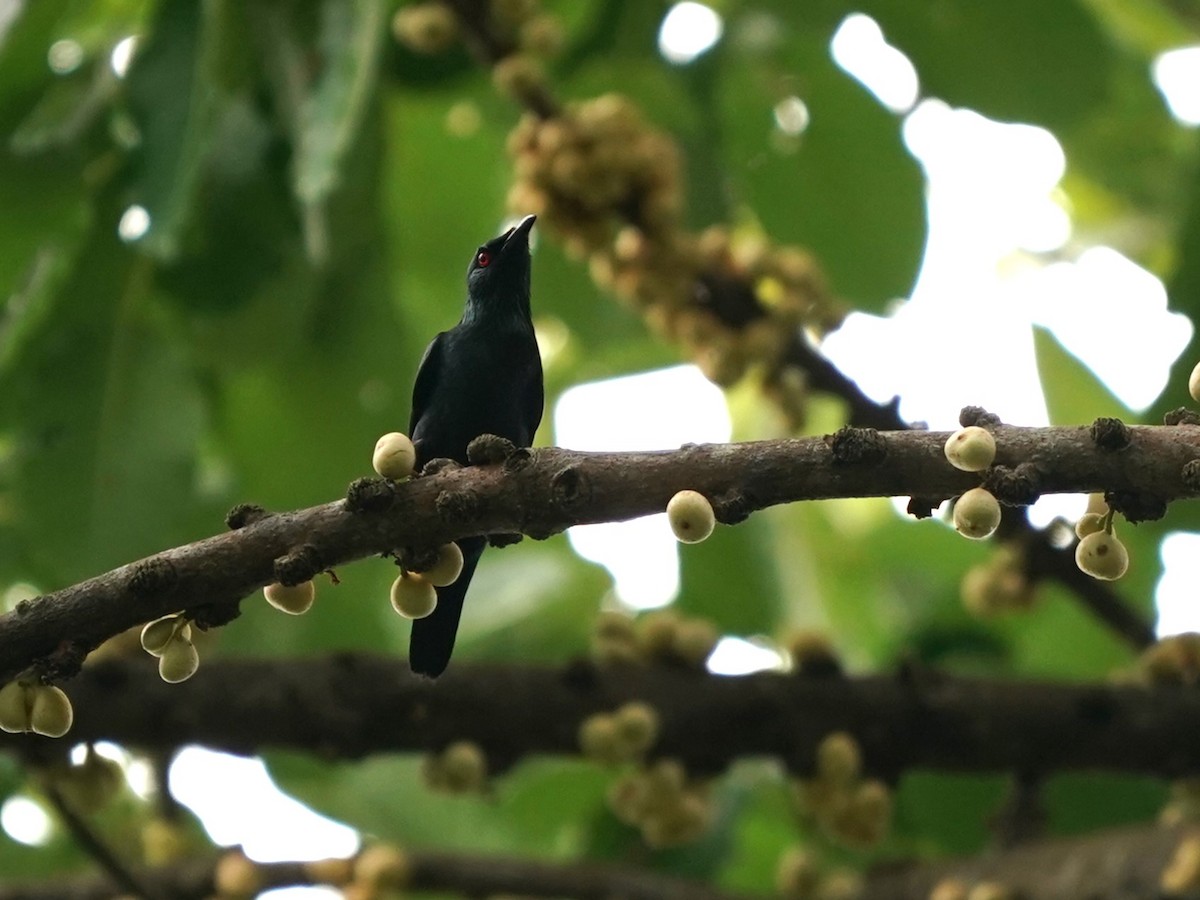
[42, 782, 158, 900]
[989, 772, 1045, 850]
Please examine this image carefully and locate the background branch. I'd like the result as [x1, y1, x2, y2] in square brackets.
[7, 656, 1199, 779]
[2, 823, 1192, 900]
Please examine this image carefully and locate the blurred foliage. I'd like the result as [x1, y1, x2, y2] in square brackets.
[0, 0, 1198, 891]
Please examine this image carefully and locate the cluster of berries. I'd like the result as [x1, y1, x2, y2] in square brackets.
[216, 843, 413, 899]
[793, 732, 892, 850]
[591, 609, 719, 669]
[608, 757, 713, 848]
[775, 847, 862, 900]
[0, 679, 73, 737]
[945, 426, 1129, 583]
[140, 613, 201, 682]
[578, 701, 659, 766]
[372, 431, 465, 619]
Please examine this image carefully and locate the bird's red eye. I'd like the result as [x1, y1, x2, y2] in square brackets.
[476, 251, 491, 267]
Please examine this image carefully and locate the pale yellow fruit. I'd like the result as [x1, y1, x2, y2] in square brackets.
[929, 879, 971, 900]
[775, 846, 820, 897]
[672, 618, 719, 667]
[142, 818, 190, 866]
[817, 731, 861, 785]
[614, 702, 660, 755]
[953, 487, 1001, 540]
[438, 741, 487, 792]
[140, 615, 187, 656]
[1075, 531, 1129, 580]
[607, 771, 646, 824]
[641, 791, 710, 847]
[214, 850, 261, 898]
[961, 564, 1033, 617]
[1190, 360, 1200, 403]
[158, 638, 200, 684]
[943, 426, 996, 472]
[29, 685, 73, 738]
[578, 713, 625, 764]
[389, 573, 437, 619]
[0, 681, 31, 733]
[1074, 511, 1106, 539]
[264, 580, 316, 615]
[371, 432, 417, 480]
[422, 543, 464, 587]
[666, 490, 715, 544]
[1162, 834, 1200, 894]
[354, 844, 411, 889]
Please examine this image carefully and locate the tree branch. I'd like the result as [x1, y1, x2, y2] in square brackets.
[6, 656, 1200, 779]
[0, 847, 763, 900]
[41, 784, 157, 900]
[1, 426, 1190, 685]
[862, 821, 1197, 900]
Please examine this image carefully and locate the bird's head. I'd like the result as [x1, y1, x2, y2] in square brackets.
[464, 214, 536, 316]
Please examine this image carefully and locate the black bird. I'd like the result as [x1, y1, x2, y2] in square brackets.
[407, 214, 544, 677]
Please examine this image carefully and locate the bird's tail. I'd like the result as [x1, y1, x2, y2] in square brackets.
[408, 536, 485, 678]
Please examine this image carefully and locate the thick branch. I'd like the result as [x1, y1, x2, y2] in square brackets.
[1, 427, 1190, 684]
[7, 656, 1200, 779]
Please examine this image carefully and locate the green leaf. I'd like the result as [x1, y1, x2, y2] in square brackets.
[1078, 0, 1200, 57]
[123, 0, 229, 261]
[861, 0, 1114, 134]
[0, 223, 206, 584]
[714, 15, 925, 310]
[1044, 772, 1166, 835]
[1033, 326, 1131, 425]
[292, 0, 386, 208]
[892, 772, 1008, 856]
[0, 156, 89, 374]
[267, 753, 613, 855]
[0, 0, 70, 132]
[678, 513, 783, 637]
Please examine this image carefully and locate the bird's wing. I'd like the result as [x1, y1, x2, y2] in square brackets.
[408, 331, 448, 437]
[525, 359, 545, 441]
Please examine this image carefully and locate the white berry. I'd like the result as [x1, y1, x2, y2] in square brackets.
[390, 573, 437, 619]
[29, 685, 73, 738]
[372, 432, 417, 480]
[140, 615, 188, 656]
[944, 426, 996, 472]
[0, 681, 31, 734]
[578, 713, 624, 764]
[264, 581, 316, 615]
[422, 543, 464, 587]
[1074, 512, 1106, 539]
[1190, 360, 1200, 403]
[437, 741, 487, 792]
[666, 490, 715, 544]
[953, 487, 1001, 540]
[1075, 530, 1129, 580]
[158, 637, 200, 684]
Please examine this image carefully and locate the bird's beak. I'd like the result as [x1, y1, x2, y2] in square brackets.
[503, 214, 537, 251]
